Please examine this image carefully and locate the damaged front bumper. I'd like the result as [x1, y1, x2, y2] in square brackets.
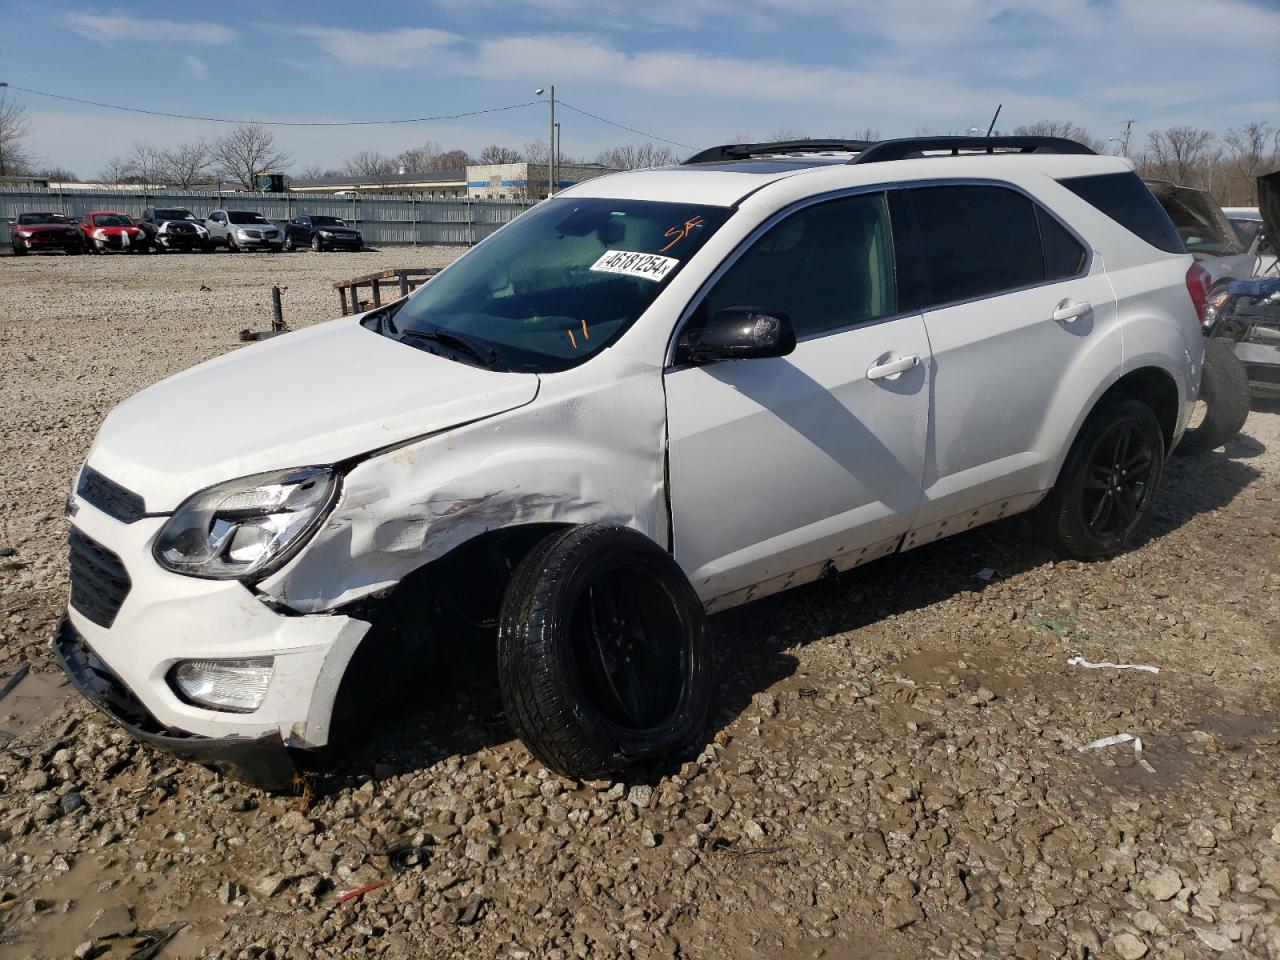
[53, 615, 299, 789]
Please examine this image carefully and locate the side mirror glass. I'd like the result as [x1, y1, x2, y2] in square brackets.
[687, 307, 797, 364]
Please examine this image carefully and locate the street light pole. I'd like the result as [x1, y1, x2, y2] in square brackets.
[534, 86, 556, 198]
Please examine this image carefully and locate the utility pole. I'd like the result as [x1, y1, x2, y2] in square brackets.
[535, 86, 556, 198]
[1119, 120, 1136, 158]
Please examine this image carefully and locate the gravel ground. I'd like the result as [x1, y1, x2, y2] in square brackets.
[1, 251, 1278, 960]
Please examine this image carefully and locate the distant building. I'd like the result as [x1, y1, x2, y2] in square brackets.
[466, 162, 615, 200]
[287, 170, 468, 198]
[286, 162, 617, 200]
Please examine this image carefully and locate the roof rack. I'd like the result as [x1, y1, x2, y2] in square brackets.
[848, 136, 1095, 164]
[682, 135, 1096, 166]
[683, 139, 874, 164]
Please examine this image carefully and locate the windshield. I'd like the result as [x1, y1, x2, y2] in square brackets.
[310, 215, 346, 226]
[1228, 218, 1261, 248]
[92, 214, 133, 227]
[18, 213, 71, 225]
[376, 197, 729, 373]
[156, 208, 197, 221]
[229, 211, 270, 225]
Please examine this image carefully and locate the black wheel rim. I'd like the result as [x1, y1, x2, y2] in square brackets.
[568, 567, 687, 731]
[1081, 421, 1154, 543]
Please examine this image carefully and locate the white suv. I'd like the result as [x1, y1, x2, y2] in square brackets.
[55, 137, 1205, 788]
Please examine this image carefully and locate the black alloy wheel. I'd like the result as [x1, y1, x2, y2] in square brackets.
[1080, 420, 1155, 547]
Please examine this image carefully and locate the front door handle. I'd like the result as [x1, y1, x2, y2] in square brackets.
[867, 354, 921, 381]
[1052, 298, 1091, 322]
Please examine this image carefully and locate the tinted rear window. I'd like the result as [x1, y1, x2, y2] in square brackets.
[1037, 206, 1087, 279]
[1059, 172, 1185, 254]
[908, 185, 1045, 305]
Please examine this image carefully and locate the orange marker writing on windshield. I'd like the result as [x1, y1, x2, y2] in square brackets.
[659, 215, 705, 254]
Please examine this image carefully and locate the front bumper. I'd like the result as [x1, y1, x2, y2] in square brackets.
[53, 615, 299, 789]
[233, 233, 283, 249]
[158, 234, 204, 249]
[60, 495, 371, 755]
[1236, 339, 1280, 397]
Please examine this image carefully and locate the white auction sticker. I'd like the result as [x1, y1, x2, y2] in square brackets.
[589, 249, 679, 282]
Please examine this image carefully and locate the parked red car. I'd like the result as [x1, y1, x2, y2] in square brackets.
[9, 212, 84, 255]
[81, 211, 145, 254]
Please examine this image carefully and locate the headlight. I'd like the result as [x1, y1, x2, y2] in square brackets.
[171, 658, 274, 713]
[318, 230, 333, 237]
[16, 229, 32, 238]
[153, 466, 339, 580]
[235, 228, 249, 238]
[194, 224, 208, 236]
[93, 229, 107, 239]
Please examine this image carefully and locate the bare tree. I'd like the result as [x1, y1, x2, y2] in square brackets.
[161, 140, 212, 188]
[97, 155, 139, 184]
[1219, 123, 1279, 205]
[1012, 120, 1106, 154]
[523, 140, 549, 165]
[477, 144, 522, 164]
[298, 165, 342, 180]
[768, 127, 809, 142]
[595, 142, 677, 170]
[30, 165, 78, 183]
[344, 150, 398, 183]
[0, 91, 34, 176]
[396, 141, 442, 172]
[435, 148, 471, 170]
[127, 141, 168, 185]
[210, 123, 292, 191]
[1141, 126, 1220, 187]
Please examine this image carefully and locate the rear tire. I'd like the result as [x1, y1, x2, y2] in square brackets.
[1175, 337, 1250, 456]
[1033, 398, 1165, 559]
[497, 525, 712, 778]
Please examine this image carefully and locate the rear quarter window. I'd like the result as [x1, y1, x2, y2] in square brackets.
[1059, 172, 1185, 255]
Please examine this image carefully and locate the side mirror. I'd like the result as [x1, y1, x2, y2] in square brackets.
[686, 307, 796, 364]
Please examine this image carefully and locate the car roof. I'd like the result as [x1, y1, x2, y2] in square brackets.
[561, 152, 1133, 207]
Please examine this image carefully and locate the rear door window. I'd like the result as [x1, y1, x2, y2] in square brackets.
[907, 185, 1045, 306]
[1059, 172, 1185, 254]
[1037, 206, 1087, 279]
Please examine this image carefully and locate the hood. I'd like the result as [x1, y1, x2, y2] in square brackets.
[87, 318, 540, 511]
[92, 224, 140, 235]
[17, 223, 77, 234]
[1144, 179, 1244, 257]
[1260, 171, 1280, 246]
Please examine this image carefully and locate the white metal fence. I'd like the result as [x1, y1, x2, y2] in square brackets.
[0, 188, 535, 246]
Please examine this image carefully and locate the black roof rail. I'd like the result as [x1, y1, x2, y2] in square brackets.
[683, 139, 875, 164]
[848, 135, 1095, 164]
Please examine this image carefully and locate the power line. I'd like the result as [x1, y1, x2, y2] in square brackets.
[4, 83, 543, 127]
[557, 100, 694, 150]
[5, 82, 697, 151]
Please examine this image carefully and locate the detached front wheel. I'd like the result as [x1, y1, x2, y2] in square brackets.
[498, 525, 713, 778]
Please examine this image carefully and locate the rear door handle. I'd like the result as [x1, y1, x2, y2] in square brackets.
[1052, 298, 1091, 322]
[867, 354, 921, 381]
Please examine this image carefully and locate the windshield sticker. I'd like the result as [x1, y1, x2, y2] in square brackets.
[590, 250, 679, 283]
[659, 215, 706, 253]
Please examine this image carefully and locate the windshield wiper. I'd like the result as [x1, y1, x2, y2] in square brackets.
[400, 327, 505, 371]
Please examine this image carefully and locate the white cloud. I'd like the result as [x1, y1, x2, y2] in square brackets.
[282, 26, 458, 67]
[59, 11, 237, 46]
[185, 55, 207, 78]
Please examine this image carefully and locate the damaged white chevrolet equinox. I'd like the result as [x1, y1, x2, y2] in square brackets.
[57, 137, 1206, 789]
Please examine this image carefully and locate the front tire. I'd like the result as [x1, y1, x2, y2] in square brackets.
[311, 235, 323, 252]
[12, 242, 26, 256]
[1175, 338, 1249, 456]
[1033, 398, 1165, 559]
[497, 525, 713, 778]
[283, 234, 294, 252]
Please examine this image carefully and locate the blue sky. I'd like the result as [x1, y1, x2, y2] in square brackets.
[3, 0, 1278, 178]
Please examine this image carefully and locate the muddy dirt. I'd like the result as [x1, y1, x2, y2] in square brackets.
[1, 251, 1278, 959]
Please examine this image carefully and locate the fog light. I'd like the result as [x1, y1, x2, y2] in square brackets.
[171, 658, 274, 713]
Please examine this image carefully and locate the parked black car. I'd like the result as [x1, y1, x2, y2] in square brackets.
[138, 207, 212, 253]
[284, 215, 363, 252]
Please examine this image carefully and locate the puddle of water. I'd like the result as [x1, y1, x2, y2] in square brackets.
[0, 669, 72, 738]
[895, 649, 1024, 696]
